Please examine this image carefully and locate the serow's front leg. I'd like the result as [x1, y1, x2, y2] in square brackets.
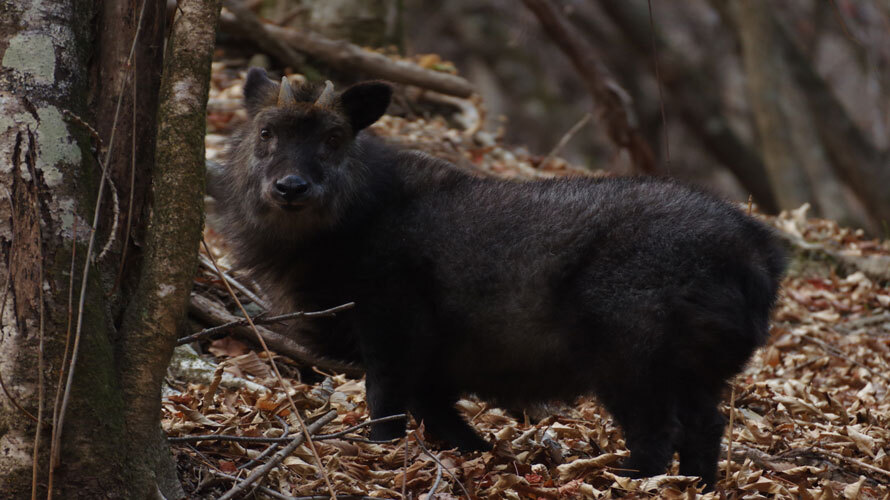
[411, 395, 491, 453]
[366, 371, 409, 442]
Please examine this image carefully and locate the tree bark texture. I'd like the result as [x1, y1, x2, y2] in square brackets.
[772, 12, 890, 228]
[729, 0, 817, 212]
[0, 0, 126, 496]
[1, 0, 217, 497]
[90, 0, 166, 311]
[117, 0, 220, 495]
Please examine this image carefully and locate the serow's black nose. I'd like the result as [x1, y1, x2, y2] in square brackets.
[274, 175, 310, 202]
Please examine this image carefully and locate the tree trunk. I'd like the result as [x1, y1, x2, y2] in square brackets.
[716, 0, 875, 229]
[729, 0, 818, 212]
[0, 0, 218, 497]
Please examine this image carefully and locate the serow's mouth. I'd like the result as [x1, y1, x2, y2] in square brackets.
[274, 201, 307, 212]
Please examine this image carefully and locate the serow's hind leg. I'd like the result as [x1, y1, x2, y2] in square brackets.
[676, 390, 725, 491]
[614, 394, 680, 479]
[411, 395, 491, 453]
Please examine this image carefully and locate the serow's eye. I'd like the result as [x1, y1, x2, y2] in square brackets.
[259, 128, 271, 141]
[325, 133, 342, 150]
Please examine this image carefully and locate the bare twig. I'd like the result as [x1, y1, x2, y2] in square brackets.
[411, 431, 472, 499]
[60, 110, 103, 152]
[646, 0, 670, 166]
[522, 0, 656, 174]
[238, 415, 288, 470]
[213, 470, 383, 500]
[799, 335, 890, 384]
[199, 253, 269, 308]
[829, 0, 864, 48]
[169, 414, 406, 444]
[0, 372, 37, 422]
[312, 414, 407, 440]
[725, 385, 736, 483]
[178, 302, 354, 345]
[538, 113, 592, 170]
[187, 293, 363, 377]
[812, 446, 890, 480]
[55, 120, 108, 485]
[401, 435, 408, 500]
[217, 6, 475, 98]
[427, 458, 443, 500]
[96, 173, 119, 261]
[217, 409, 338, 500]
[203, 240, 338, 500]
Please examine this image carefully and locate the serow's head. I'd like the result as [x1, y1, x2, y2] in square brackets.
[234, 67, 391, 233]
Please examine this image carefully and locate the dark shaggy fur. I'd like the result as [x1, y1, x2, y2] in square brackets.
[213, 68, 787, 489]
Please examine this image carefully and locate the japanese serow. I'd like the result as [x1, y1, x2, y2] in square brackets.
[213, 68, 786, 489]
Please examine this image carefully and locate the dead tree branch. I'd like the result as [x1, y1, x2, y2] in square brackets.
[187, 293, 363, 377]
[221, 0, 305, 70]
[218, 3, 475, 98]
[523, 0, 657, 175]
[216, 409, 338, 500]
[178, 302, 354, 345]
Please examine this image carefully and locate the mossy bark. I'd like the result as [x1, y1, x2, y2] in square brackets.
[0, 0, 134, 497]
[117, 0, 220, 496]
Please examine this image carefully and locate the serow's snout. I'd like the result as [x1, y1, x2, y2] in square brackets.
[272, 175, 310, 205]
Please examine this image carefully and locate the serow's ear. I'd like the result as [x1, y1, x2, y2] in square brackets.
[340, 81, 392, 133]
[244, 67, 277, 115]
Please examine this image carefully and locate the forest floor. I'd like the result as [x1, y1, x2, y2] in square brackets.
[163, 63, 890, 499]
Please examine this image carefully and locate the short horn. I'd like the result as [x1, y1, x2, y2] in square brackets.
[315, 80, 335, 108]
[278, 76, 295, 106]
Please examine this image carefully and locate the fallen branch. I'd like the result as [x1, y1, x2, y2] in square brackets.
[238, 415, 289, 471]
[721, 442, 884, 485]
[222, 0, 305, 70]
[178, 301, 355, 345]
[169, 414, 406, 444]
[218, 5, 475, 98]
[810, 446, 890, 480]
[212, 470, 383, 500]
[312, 414, 407, 441]
[168, 344, 271, 394]
[187, 293, 363, 377]
[538, 112, 592, 169]
[522, 0, 656, 174]
[217, 409, 338, 500]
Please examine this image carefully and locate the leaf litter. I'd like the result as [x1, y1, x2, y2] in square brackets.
[165, 62, 890, 499]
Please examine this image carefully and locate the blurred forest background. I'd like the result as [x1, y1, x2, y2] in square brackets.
[219, 0, 890, 233]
